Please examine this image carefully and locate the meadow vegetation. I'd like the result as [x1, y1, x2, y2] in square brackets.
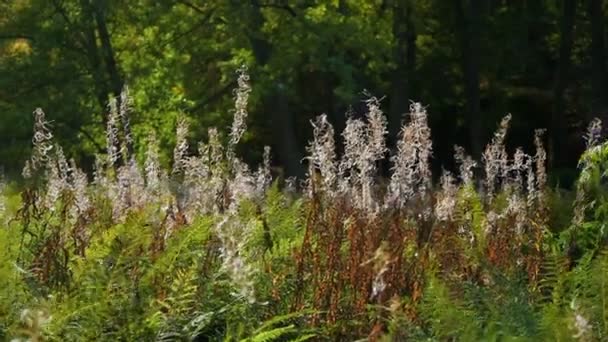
[3, 70, 608, 341]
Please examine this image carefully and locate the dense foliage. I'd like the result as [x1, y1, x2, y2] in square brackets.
[1, 0, 607, 181]
[3, 72, 608, 341]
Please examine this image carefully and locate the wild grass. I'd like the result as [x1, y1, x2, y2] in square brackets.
[2, 69, 608, 341]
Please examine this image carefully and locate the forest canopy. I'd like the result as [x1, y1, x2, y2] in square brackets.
[0, 0, 604, 183]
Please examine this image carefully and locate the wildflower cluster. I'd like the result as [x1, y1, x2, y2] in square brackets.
[11, 69, 608, 341]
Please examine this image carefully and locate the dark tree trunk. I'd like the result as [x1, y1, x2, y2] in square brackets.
[271, 84, 304, 178]
[91, 0, 132, 160]
[589, 0, 608, 120]
[92, 1, 122, 98]
[79, 0, 109, 113]
[389, 1, 416, 146]
[551, 0, 576, 169]
[248, 1, 304, 177]
[457, 0, 483, 158]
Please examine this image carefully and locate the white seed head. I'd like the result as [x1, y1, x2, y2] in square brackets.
[172, 116, 190, 176]
[386, 102, 433, 209]
[482, 114, 512, 200]
[584, 118, 602, 148]
[306, 114, 338, 197]
[228, 66, 251, 156]
[26, 108, 54, 177]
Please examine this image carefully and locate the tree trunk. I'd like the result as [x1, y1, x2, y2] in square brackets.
[457, 0, 483, 158]
[551, 0, 576, 169]
[79, 0, 109, 113]
[248, 1, 304, 177]
[271, 84, 304, 178]
[91, 0, 132, 160]
[589, 0, 608, 120]
[388, 1, 416, 146]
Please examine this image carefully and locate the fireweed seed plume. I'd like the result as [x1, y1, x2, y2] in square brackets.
[534, 129, 547, 193]
[44, 145, 71, 211]
[410, 102, 433, 194]
[69, 160, 90, 215]
[144, 133, 162, 196]
[574, 119, 605, 225]
[365, 96, 388, 161]
[254, 146, 272, 198]
[172, 116, 190, 176]
[510, 147, 526, 191]
[113, 159, 145, 221]
[205, 68, 262, 304]
[483, 114, 511, 201]
[23, 108, 54, 178]
[93, 154, 111, 189]
[208, 128, 225, 212]
[119, 86, 134, 157]
[306, 114, 338, 197]
[507, 191, 527, 235]
[360, 96, 388, 212]
[216, 216, 256, 303]
[182, 142, 213, 217]
[584, 118, 602, 149]
[338, 114, 366, 196]
[285, 176, 298, 195]
[106, 98, 122, 168]
[435, 170, 458, 221]
[386, 102, 433, 209]
[55, 145, 70, 182]
[454, 145, 477, 186]
[208, 128, 224, 170]
[44, 157, 62, 211]
[525, 155, 536, 208]
[229, 159, 253, 205]
[215, 161, 258, 304]
[227, 66, 251, 163]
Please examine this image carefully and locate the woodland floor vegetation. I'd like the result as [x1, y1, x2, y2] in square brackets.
[3, 71, 608, 341]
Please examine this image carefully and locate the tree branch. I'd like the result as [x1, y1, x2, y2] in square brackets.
[0, 34, 34, 41]
[175, 0, 207, 15]
[255, 1, 297, 17]
[190, 80, 237, 112]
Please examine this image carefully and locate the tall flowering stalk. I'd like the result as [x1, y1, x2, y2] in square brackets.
[69, 160, 90, 219]
[337, 96, 387, 211]
[360, 97, 388, 211]
[106, 98, 122, 168]
[435, 170, 458, 221]
[386, 102, 433, 209]
[144, 133, 163, 196]
[534, 129, 547, 193]
[584, 118, 602, 149]
[306, 115, 338, 197]
[574, 119, 605, 225]
[482, 114, 511, 201]
[338, 114, 366, 196]
[112, 158, 145, 221]
[23, 109, 54, 178]
[44, 145, 71, 211]
[255, 146, 272, 198]
[454, 145, 477, 186]
[172, 116, 189, 176]
[227, 66, 251, 163]
[119, 86, 134, 159]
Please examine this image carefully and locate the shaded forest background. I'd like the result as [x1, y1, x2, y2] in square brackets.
[0, 0, 604, 185]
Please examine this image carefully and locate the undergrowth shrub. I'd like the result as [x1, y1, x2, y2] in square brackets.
[2, 68, 608, 341]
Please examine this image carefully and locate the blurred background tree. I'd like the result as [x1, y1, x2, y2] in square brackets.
[0, 0, 604, 186]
